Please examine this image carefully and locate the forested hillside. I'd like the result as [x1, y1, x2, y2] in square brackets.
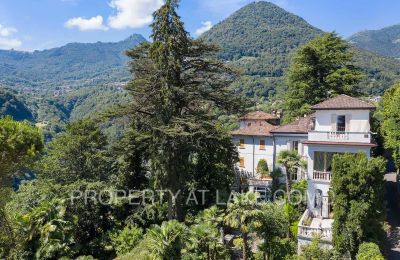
[349, 24, 400, 59]
[0, 34, 146, 91]
[201, 1, 400, 97]
[0, 87, 33, 121]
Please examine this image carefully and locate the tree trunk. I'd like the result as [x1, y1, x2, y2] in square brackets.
[286, 171, 291, 202]
[242, 232, 248, 260]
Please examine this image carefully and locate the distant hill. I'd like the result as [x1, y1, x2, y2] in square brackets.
[201, 1, 323, 77]
[349, 24, 400, 59]
[0, 87, 33, 121]
[201, 1, 400, 97]
[0, 34, 146, 92]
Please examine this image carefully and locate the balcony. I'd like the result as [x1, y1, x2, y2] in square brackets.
[312, 170, 331, 182]
[308, 131, 372, 143]
[298, 210, 333, 242]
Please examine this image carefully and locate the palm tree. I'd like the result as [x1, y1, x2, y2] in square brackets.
[224, 192, 261, 260]
[140, 220, 186, 259]
[277, 150, 305, 201]
[183, 222, 226, 260]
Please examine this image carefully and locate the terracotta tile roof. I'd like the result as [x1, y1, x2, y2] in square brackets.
[239, 111, 278, 120]
[232, 121, 277, 136]
[303, 141, 377, 147]
[311, 95, 376, 110]
[271, 115, 314, 134]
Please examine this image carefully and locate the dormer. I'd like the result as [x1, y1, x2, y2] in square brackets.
[308, 95, 376, 144]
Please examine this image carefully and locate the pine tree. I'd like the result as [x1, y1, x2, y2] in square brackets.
[125, 0, 243, 220]
[283, 33, 363, 123]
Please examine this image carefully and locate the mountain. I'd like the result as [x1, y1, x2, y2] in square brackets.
[0, 34, 146, 92]
[201, 1, 323, 77]
[349, 24, 400, 59]
[0, 87, 34, 121]
[201, 1, 400, 97]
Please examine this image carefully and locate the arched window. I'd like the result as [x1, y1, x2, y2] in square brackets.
[314, 189, 322, 208]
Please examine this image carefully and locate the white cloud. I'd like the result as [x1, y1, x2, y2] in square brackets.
[108, 0, 163, 29]
[0, 24, 17, 37]
[0, 24, 22, 50]
[195, 21, 213, 36]
[65, 16, 108, 31]
[0, 37, 22, 49]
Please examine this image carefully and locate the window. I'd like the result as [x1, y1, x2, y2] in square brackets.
[292, 141, 299, 152]
[337, 115, 346, 132]
[314, 189, 323, 208]
[314, 152, 336, 172]
[239, 157, 245, 168]
[239, 139, 245, 149]
[260, 139, 265, 150]
[247, 122, 252, 127]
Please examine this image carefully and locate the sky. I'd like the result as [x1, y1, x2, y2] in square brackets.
[0, 0, 400, 51]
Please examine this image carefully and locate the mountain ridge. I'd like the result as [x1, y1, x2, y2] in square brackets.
[0, 34, 146, 91]
[349, 24, 400, 59]
[201, 1, 400, 96]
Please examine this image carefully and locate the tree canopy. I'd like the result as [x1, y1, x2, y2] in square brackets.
[124, 0, 243, 220]
[331, 153, 386, 258]
[283, 33, 363, 123]
[381, 82, 400, 173]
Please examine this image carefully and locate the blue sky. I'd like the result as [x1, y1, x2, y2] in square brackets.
[0, 0, 399, 51]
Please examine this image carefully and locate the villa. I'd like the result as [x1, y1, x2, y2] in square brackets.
[231, 94, 376, 250]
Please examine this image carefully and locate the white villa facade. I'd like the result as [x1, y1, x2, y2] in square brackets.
[231, 95, 376, 251]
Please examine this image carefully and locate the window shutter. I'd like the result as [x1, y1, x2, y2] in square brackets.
[299, 142, 304, 155]
[260, 139, 265, 150]
[345, 114, 351, 132]
[239, 157, 245, 168]
[331, 114, 337, 131]
[287, 140, 292, 150]
[240, 139, 245, 149]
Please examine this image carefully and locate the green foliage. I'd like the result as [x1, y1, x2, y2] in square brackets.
[183, 222, 228, 260]
[349, 24, 400, 59]
[381, 83, 400, 171]
[110, 225, 143, 256]
[202, 1, 400, 103]
[124, 220, 187, 260]
[0, 116, 43, 185]
[283, 33, 363, 122]
[256, 159, 270, 178]
[16, 199, 77, 259]
[224, 192, 261, 260]
[125, 0, 242, 220]
[256, 202, 292, 259]
[5, 180, 122, 259]
[38, 119, 114, 184]
[356, 242, 384, 260]
[0, 35, 145, 90]
[331, 153, 386, 258]
[0, 87, 33, 121]
[299, 235, 335, 260]
[277, 150, 305, 200]
[201, 1, 322, 76]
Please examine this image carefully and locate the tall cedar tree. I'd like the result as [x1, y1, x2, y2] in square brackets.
[381, 83, 400, 173]
[331, 153, 386, 258]
[125, 0, 243, 220]
[283, 33, 363, 123]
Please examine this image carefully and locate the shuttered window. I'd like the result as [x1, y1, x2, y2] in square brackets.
[239, 139, 245, 149]
[260, 139, 265, 150]
[239, 157, 245, 168]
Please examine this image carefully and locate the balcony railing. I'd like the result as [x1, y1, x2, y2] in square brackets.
[298, 225, 333, 240]
[298, 210, 332, 241]
[312, 170, 331, 182]
[308, 131, 371, 143]
[327, 131, 349, 140]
